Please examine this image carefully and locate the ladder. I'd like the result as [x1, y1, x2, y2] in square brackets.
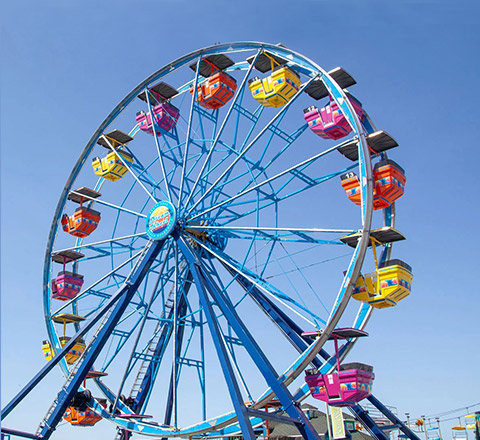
[128, 293, 174, 401]
[128, 261, 187, 402]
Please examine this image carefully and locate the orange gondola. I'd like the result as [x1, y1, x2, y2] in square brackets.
[190, 71, 237, 110]
[63, 406, 103, 426]
[61, 187, 102, 238]
[61, 207, 101, 238]
[341, 160, 406, 210]
[63, 391, 107, 426]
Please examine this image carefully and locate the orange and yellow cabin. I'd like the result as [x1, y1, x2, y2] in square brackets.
[341, 160, 406, 210]
[61, 207, 101, 238]
[42, 338, 86, 364]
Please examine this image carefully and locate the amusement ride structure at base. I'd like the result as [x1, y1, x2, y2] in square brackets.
[2, 42, 418, 440]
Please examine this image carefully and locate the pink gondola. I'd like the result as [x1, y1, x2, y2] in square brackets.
[304, 94, 363, 141]
[136, 82, 180, 136]
[304, 328, 374, 406]
[51, 271, 84, 301]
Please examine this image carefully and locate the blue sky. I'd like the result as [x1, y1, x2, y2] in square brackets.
[2, 0, 480, 439]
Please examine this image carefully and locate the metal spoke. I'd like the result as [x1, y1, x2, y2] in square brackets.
[101, 135, 157, 203]
[188, 137, 356, 222]
[178, 57, 202, 208]
[182, 50, 262, 211]
[53, 232, 148, 254]
[186, 225, 346, 245]
[145, 88, 174, 201]
[185, 77, 316, 217]
[185, 225, 354, 234]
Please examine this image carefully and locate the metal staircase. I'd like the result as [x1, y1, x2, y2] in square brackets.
[127, 263, 186, 403]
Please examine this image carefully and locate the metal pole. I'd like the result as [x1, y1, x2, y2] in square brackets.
[172, 243, 178, 428]
[421, 416, 428, 440]
[436, 417, 443, 440]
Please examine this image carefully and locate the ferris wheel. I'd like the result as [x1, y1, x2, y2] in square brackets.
[2, 42, 413, 440]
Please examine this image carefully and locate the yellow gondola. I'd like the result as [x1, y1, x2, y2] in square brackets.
[42, 340, 55, 361]
[59, 337, 86, 364]
[248, 66, 301, 108]
[92, 150, 133, 182]
[42, 338, 85, 364]
[42, 314, 86, 364]
[353, 259, 413, 309]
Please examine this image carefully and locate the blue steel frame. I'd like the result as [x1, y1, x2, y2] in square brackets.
[2, 42, 416, 440]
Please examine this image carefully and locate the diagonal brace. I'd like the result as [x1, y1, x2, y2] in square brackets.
[36, 240, 165, 440]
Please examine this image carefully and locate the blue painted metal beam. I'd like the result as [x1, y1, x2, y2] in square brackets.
[178, 238, 320, 440]
[163, 295, 188, 427]
[36, 240, 165, 440]
[176, 234, 256, 440]
[0, 427, 39, 439]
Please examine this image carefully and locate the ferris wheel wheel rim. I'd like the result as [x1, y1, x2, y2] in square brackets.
[41, 41, 376, 435]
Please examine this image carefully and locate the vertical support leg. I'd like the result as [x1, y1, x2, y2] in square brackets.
[178, 242, 256, 440]
[177, 236, 319, 440]
[199, 308, 206, 421]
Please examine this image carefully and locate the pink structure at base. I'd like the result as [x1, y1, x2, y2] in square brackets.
[305, 363, 374, 407]
[136, 102, 180, 136]
[304, 95, 363, 141]
[51, 271, 84, 301]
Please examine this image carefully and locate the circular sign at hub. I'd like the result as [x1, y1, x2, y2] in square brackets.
[146, 201, 177, 240]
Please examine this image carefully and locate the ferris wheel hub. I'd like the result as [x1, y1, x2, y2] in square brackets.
[145, 200, 177, 240]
